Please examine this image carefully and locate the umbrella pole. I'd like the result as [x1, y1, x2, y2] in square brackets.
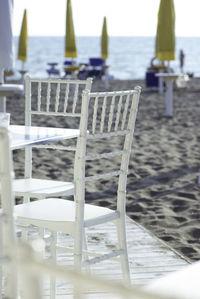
[72, 58, 75, 66]
[103, 61, 109, 89]
[167, 61, 170, 72]
[0, 69, 6, 112]
[20, 62, 27, 84]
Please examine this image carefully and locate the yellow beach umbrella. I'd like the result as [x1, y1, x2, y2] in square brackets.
[155, 0, 175, 62]
[65, 0, 77, 59]
[17, 9, 28, 67]
[101, 16, 108, 60]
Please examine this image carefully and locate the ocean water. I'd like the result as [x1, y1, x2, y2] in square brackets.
[13, 36, 200, 80]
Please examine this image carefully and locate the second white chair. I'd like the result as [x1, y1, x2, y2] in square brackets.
[13, 76, 93, 203]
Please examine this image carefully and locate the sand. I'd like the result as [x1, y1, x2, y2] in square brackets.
[6, 77, 200, 263]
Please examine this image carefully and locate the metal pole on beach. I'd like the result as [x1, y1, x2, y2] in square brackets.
[0, 0, 13, 112]
[0, 70, 6, 112]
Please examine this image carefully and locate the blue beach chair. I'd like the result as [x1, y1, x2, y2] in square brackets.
[46, 62, 60, 76]
[87, 57, 105, 79]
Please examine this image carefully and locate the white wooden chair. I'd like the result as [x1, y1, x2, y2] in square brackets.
[0, 127, 18, 298]
[13, 76, 93, 203]
[14, 87, 141, 297]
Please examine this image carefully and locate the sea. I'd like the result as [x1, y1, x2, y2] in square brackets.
[13, 36, 200, 80]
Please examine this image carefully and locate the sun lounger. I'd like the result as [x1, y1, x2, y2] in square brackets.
[46, 62, 60, 76]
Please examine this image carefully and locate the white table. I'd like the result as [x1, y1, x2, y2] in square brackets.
[156, 73, 185, 117]
[9, 125, 79, 150]
[0, 84, 24, 112]
[145, 261, 200, 299]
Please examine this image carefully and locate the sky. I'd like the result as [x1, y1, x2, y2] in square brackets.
[13, 0, 200, 37]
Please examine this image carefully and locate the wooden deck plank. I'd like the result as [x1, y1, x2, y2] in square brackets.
[41, 216, 189, 297]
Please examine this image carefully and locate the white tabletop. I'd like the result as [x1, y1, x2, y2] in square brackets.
[155, 73, 185, 80]
[10, 125, 79, 150]
[0, 84, 24, 96]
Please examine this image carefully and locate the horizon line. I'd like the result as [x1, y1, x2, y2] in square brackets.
[13, 35, 200, 38]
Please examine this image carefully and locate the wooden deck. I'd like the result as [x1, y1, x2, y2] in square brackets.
[42, 216, 189, 297]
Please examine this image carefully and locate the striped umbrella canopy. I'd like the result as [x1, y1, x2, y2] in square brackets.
[17, 9, 28, 67]
[155, 0, 175, 62]
[101, 16, 108, 60]
[0, 0, 14, 82]
[65, 0, 77, 58]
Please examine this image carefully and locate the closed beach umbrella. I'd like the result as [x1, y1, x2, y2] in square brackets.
[155, 0, 175, 62]
[65, 0, 77, 58]
[101, 16, 108, 60]
[0, 0, 14, 82]
[17, 9, 28, 68]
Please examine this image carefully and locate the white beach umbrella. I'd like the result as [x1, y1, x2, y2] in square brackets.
[0, 0, 23, 112]
[0, 0, 14, 83]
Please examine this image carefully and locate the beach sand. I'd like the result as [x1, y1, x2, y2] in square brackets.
[7, 77, 200, 263]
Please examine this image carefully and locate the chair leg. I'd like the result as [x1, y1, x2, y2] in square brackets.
[83, 229, 90, 274]
[0, 226, 3, 298]
[38, 196, 45, 239]
[50, 231, 57, 299]
[74, 222, 84, 273]
[21, 225, 29, 240]
[116, 218, 131, 285]
[73, 226, 84, 298]
[23, 194, 30, 203]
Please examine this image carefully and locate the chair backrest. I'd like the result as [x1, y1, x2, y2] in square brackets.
[63, 60, 73, 66]
[24, 76, 93, 180]
[0, 127, 17, 298]
[89, 58, 105, 67]
[74, 87, 141, 217]
[25, 76, 93, 124]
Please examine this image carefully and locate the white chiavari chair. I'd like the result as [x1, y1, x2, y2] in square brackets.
[14, 87, 141, 298]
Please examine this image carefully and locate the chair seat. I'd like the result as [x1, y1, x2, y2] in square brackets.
[13, 178, 74, 198]
[46, 69, 60, 75]
[14, 198, 118, 232]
